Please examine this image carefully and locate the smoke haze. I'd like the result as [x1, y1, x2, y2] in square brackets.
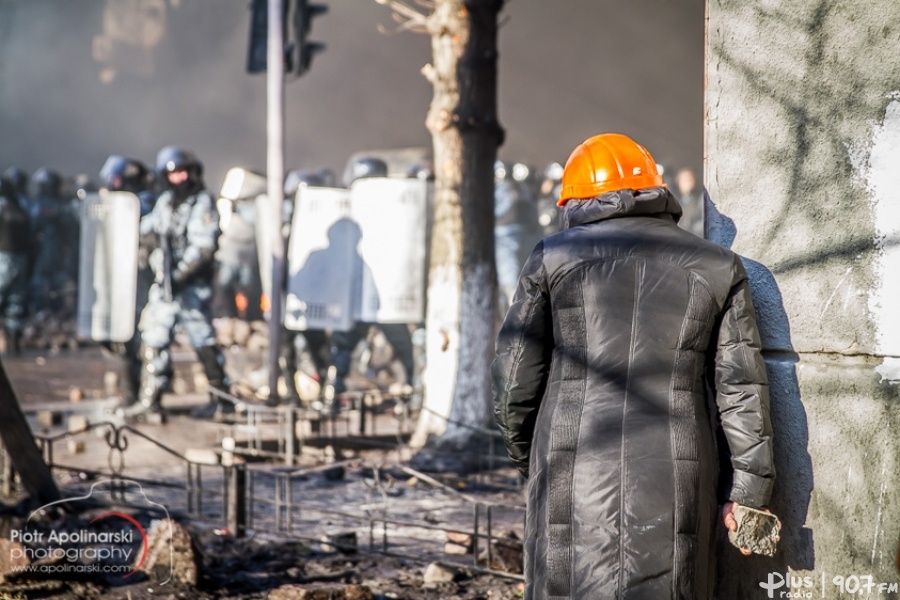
[0, 0, 704, 190]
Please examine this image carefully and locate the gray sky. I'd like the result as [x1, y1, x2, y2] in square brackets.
[0, 0, 704, 190]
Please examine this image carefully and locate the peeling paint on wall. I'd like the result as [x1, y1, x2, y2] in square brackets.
[849, 94, 900, 381]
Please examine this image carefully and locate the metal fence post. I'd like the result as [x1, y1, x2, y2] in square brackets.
[284, 406, 296, 466]
[226, 464, 247, 538]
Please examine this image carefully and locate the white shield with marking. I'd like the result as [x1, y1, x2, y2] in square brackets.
[218, 168, 272, 301]
[284, 187, 355, 331]
[76, 191, 140, 342]
[351, 178, 428, 323]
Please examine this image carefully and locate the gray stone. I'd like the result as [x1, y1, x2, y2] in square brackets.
[232, 320, 252, 347]
[444, 530, 472, 555]
[66, 439, 85, 454]
[246, 331, 268, 352]
[67, 414, 89, 434]
[422, 562, 455, 585]
[138, 518, 201, 586]
[36, 410, 62, 428]
[728, 505, 780, 557]
[317, 531, 356, 554]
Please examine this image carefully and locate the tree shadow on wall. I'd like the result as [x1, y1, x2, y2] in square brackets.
[705, 189, 815, 595]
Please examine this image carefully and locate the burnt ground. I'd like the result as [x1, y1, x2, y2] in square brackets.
[0, 338, 527, 600]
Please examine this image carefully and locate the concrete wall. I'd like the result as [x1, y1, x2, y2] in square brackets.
[706, 1, 900, 597]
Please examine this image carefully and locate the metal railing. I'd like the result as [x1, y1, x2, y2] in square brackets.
[1, 418, 525, 580]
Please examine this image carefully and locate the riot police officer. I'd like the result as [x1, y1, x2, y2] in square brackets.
[0, 176, 32, 355]
[98, 155, 157, 406]
[120, 146, 231, 422]
[277, 168, 336, 405]
[213, 176, 262, 321]
[537, 161, 564, 238]
[99, 156, 157, 217]
[3, 167, 32, 215]
[494, 160, 540, 309]
[326, 157, 416, 404]
[27, 167, 68, 315]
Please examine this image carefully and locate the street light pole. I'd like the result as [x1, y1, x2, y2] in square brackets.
[266, 0, 286, 405]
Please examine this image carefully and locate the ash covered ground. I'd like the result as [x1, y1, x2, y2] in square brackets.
[1, 332, 526, 600]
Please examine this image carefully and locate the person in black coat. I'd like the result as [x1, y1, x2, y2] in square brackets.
[491, 133, 776, 599]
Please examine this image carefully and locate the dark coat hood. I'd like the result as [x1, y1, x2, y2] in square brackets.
[562, 186, 683, 229]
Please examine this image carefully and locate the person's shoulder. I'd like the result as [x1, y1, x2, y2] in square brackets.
[673, 231, 750, 288]
[537, 228, 568, 251]
[667, 222, 735, 258]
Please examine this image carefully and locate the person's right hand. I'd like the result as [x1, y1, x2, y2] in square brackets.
[722, 501, 752, 556]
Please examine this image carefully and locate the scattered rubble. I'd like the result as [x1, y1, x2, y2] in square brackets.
[2, 316, 528, 599]
[269, 582, 374, 600]
[139, 518, 202, 586]
[477, 530, 524, 574]
[422, 562, 455, 585]
[0, 497, 526, 599]
[0, 538, 30, 583]
[443, 531, 472, 556]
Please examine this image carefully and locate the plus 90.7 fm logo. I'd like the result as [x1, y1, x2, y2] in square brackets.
[760, 571, 899, 598]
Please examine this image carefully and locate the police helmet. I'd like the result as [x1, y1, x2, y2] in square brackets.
[3, 167, 29, 195]
[100, 155, 151, 194]
[407, 160, 435, 181]
[156, 146, 203, 189]
[284, 168, 338, 197]
[30, 167, 63, 198]
[347, 157, 388, 186]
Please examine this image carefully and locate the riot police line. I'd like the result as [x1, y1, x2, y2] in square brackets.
[72, 151, 435, 423]
[2, 153, 563, 424]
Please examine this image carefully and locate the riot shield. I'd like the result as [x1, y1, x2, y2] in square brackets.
[350, 178, 428, 323]
[284, 187, 355, 331]
[218, 168, 270, 300]
[76, 191, 140, 342]
[220, 166, 268, 202]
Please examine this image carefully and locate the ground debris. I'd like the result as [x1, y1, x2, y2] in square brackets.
[268, 582, 374, 599]
[477, 530, 523, 574]
[0, 539, 30, 583]
[139, 518, 202, 586]
[4, 333, 528, 599]
[444, 531, 473, 555]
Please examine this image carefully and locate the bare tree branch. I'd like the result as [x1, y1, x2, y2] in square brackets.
[374, 0, 429, 34]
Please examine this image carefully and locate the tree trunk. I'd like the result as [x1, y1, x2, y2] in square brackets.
[410, 0, 505, 471]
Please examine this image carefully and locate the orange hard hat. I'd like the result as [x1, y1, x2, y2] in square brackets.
[557, 133, 665, 206]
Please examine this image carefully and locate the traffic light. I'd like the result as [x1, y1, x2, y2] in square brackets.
[246, 0, 289, 74]
[246, 0, 326, 76]
[288, 0, 327, 76]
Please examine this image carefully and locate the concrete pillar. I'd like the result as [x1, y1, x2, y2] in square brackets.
[706, 1, 900, 597]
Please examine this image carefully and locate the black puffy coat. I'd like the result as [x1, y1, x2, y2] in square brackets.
[491, 188, 774, 600]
